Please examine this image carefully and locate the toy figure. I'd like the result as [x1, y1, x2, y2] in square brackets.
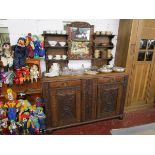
[9, 120, 17, 135]
[4, 70, 15, 87]
[20, 112, 30, 134]
[38, 35, 45, 57]
[18, 98, 31, 122]
[35, 97, 45, 108]
[36, 107, 46, 134]
[27, 114, 40, 134]
[30, 65, 39, 83]
[1, 118, 10, 135]
[32, 35, 40, 58]
[21, 66, 30, 82]
[1, 43, 13, 71]
[13, 37, 27, 69]
[26, 33, 34, 58]
[0, 101, 7, 120]
[16, 122, 23, 135]
[4, 88, 20, 121]
[14, 68, 24, 85]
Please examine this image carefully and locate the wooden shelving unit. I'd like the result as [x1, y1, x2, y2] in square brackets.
[43, 32, 68, 72]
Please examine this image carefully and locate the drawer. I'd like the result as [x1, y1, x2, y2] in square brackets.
[98, 77, 115, 84]
[49, 80, 81, 88]
[115, 76, 124, 82]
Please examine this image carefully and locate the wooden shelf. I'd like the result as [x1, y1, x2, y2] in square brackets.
[47, 59, 68, 62]
[43, 33, 68, 37]
[93, 45, 114, 49]
[1, 79, 42, 97]
[92, 58, 112, 60]
[93, 34, 115, 38]
[45, 46, 68, 49]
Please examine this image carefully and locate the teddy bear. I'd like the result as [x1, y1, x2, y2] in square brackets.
[1, 43, 14, 71]
[13, 37, 28, 69]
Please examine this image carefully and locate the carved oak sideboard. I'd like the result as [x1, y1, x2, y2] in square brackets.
[42, 73, 128, 133]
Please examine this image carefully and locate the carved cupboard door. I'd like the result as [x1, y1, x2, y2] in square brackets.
[97, 83, 123, 118]
[49, 84, 81, 127]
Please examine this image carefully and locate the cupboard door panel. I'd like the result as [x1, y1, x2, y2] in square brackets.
[97, 83, 123, 118]
[50, 87, 81, 127]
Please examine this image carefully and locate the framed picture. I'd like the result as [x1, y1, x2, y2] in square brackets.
[71, 41, 89, 55]
[67, 22, 94, 60]
[70, 27, 90, 41]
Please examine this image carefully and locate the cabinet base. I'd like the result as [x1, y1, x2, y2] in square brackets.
[46, 114, 124, 134]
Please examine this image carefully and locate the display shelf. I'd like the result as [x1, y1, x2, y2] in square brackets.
[93, 45, 114, 49]
[47, 59, 68, 62]
[43, 33, 68, 37]
[93, 34, 115, 38]
[44, 45, 68, 49]
[1, 79, 42, 96]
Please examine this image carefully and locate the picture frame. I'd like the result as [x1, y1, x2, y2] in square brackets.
[67, 22, 94, 60]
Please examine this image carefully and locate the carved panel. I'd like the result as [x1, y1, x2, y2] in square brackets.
[97, 84, 120, 118]
[50, 87, 81, 127]
[57, 89, 76, 125]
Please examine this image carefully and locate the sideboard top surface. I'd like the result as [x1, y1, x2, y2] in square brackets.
[43, 72, 128, 82]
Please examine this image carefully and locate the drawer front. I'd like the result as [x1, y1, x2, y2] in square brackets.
[49, 80, 81, 88]
[98, 77, 115, 84]
[98, 76, 124, 84]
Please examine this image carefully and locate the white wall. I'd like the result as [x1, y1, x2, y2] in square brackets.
[1, 19, 120, 71]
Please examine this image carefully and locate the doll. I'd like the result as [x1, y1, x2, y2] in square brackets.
[9, 120, 17, 135]
[27, 114, 40, 134]
[4, 88, 21, 121]
[36, 107, 46, 134]
[35, 97, 45, 108]
[14, 68, 25, 85]
[13, 37, 27, 69]
[32, 35, 40, 58]
[4, 70, 15, 87]
[26, 33, 34, 58]
[1, 118, 10, 135]
[30, 65, 39, 83]
[21, 66, 30, 82]
[1, 43, 13, 71]
[0, 101, 7, 120]
[38, 35, 45, 57]
[20, 112, 30, 134]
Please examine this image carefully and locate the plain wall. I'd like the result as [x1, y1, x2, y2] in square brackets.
[0, 19, 120, 71]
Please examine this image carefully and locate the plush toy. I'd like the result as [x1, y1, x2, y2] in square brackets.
[30, 65, 39, 83]
[4, 88, 21, 121]
[1, 43, 13, 71]
[13, 37, 27, 69]
[36, 107, 46, 134]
